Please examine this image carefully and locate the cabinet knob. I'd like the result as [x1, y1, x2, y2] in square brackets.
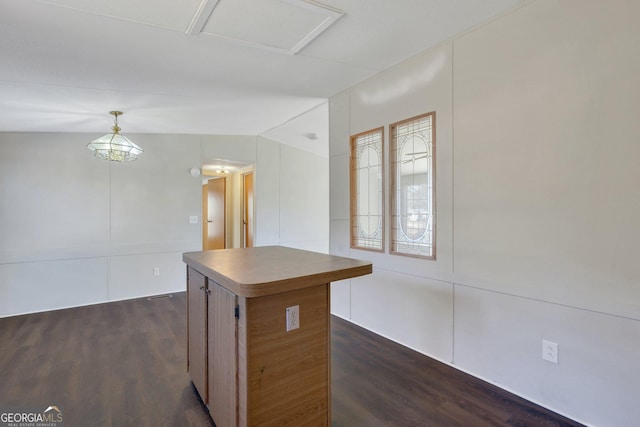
[199, 285, 205, 291]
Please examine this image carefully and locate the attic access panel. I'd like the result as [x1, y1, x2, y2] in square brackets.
[200, 0, 344, 54]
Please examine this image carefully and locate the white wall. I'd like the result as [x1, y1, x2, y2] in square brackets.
[0, 132, 329, 317]
[255, 136, 329, 253]
[329, 41, 456, 361]
[329, 1, 640, 426]
[0, 132, 201, 316]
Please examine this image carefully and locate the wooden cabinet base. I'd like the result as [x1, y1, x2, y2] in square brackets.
[238, 284, 329, 426]
[184, 247, 372, 427]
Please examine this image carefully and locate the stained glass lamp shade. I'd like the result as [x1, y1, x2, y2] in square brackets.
[87, 111, 143, 162]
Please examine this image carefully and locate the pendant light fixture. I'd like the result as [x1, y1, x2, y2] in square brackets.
[87, 111, 143, 162]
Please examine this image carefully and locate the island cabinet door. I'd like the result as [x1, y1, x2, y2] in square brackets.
[208, 280, 238, 427]
[187, 267, 208, 404]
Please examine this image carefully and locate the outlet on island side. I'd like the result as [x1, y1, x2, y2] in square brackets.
[286, 305, 299, 332]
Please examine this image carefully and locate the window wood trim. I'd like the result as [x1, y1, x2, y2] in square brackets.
[350, 127, 385, 252]
[389, 112, 436, 260]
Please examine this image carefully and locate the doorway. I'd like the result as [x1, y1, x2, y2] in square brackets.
[202, 177, 226, 250]
[243, 172, 254, 248]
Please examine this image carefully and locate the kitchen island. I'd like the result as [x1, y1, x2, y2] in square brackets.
[183, 246, 372, 427]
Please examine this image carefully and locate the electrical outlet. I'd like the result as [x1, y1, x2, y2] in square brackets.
[153, 267, 160, 277]
[542, 340, 558, 364]
[286, 305, 299, 332]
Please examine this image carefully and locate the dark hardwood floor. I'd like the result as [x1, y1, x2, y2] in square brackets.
[331, 317, 582, 427]
[0, 292, 583, 427]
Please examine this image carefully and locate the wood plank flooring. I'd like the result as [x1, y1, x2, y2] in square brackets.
[0, 292, 584, 426]
[331, 316, 583, 427]
[0, 293, 212, 427]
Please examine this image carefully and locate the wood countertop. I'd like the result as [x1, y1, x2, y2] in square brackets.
[183, 246, 372, 298]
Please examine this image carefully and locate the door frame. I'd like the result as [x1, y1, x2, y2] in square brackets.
[241, 167, 255, 248]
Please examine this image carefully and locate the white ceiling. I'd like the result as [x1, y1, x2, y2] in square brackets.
[0, 0, 524, 146]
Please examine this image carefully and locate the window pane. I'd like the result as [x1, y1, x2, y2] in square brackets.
[350, 128, 384, 251]
[391, 113, 435, 259]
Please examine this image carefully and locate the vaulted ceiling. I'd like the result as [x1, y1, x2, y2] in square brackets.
[0, 0, 523, 144]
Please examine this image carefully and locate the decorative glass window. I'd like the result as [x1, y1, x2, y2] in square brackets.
[390, 112, 435, 259]
[350, 127, 384, 252]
